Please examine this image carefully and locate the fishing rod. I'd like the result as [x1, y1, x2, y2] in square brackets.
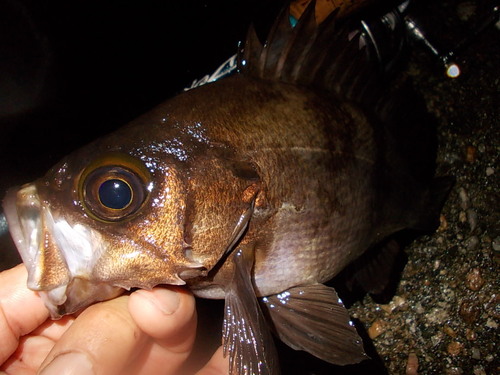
[186, 0, 500, 91]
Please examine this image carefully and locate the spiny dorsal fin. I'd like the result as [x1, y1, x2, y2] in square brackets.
[260, 5, 294, 79]
[238, 0, 379, 105]
[239, 23, 262, 78]
[280, 1, 318, 81]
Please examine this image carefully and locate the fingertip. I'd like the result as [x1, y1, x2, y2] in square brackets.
[128, 287, 196, 340]
[0, 264, 49, 363]
[39, 296, 142, 375]
[132, 288, 181, 315]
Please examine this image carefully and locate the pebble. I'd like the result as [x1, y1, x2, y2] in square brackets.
[426, 308, 449, 325]
[368, 319, 387, 339]
[473, 365, 486, 375]
[465, 236, 479, 250]
[465, 268, 485, 291]
[459, 299, 481, 324]
[446, 367, 463, 375]
[466, 145, 477, 163]
[458, 187, 469, 210]
[467, 209, 478, 232]
[414, 302, 425, 314]
[380, 295, 407, 313]
[485, 318, 497, 329]
[485, 166, 494, 176]
[438, 214, 449, 232]
[447, 341, 463, 356]
[485, 294, 500, 319]
[431, 333, 444, 346]
[492, 236, 500, 252]
[444, 152, 461, 164]
[405, 352, 418, 375]
[465, 328, 477, 341]
[433, 259, 441, 270]
[471, 347, 481, 360]
[443, 325, 457, 338]
[494, 252, 500, 265]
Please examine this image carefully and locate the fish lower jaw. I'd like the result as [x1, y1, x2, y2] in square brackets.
[40, 278, 124, 319]
[39, 285, 68, 317]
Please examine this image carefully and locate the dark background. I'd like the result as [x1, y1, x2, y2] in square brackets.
[0, 0, 498, 374]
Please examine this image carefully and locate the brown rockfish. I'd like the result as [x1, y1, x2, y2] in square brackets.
[3, 3, 451, 375]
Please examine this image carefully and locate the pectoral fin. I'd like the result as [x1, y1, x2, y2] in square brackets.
[260, 283, 368, 366]
[223, 246, 280, 375]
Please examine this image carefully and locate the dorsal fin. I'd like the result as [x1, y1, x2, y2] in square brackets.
[237, 1, 380, 105]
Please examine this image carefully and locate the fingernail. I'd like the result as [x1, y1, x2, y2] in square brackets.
[137, 288, 180, 315]
[40, 352, 94, 375]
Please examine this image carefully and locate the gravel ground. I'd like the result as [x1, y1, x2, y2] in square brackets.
[0, 1, 498, 374]
[345, 1, 499, 374]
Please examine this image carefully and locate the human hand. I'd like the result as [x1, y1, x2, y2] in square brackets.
[0, 264, 228, 375]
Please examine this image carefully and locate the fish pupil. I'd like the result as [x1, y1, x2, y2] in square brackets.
[98, 179, 132, 209]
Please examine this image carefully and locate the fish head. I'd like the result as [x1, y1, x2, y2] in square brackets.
[3, 117, 260, 318]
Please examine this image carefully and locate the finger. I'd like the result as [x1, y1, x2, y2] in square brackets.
[38, 296, 144, 375]
[0, 264, 49, 364]
[37, 287, 197, 375]
[128, 287, 196, 349]
[125, 287, 197, 374]
[2, 316, 76, 374]
[196, 347, 229, 375]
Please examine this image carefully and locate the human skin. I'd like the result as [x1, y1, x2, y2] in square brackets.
[0, 264, 228, 375]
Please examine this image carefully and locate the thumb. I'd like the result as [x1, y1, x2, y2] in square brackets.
[0, 264, 49, 364]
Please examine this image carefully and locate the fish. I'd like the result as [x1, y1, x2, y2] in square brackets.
[2, 2, 453, 374]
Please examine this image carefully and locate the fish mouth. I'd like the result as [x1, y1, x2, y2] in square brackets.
[3, 184, 123, 318]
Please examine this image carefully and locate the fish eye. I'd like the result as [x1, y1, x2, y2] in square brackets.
[79, 154, 150, 222]
[98, 179, 132, 210]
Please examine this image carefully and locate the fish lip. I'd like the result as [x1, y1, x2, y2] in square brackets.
[2, 187, 25, 252]
[3, 185, 42, 288]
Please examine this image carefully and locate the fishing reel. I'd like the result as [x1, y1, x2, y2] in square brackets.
[353, 0, 500, 77]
